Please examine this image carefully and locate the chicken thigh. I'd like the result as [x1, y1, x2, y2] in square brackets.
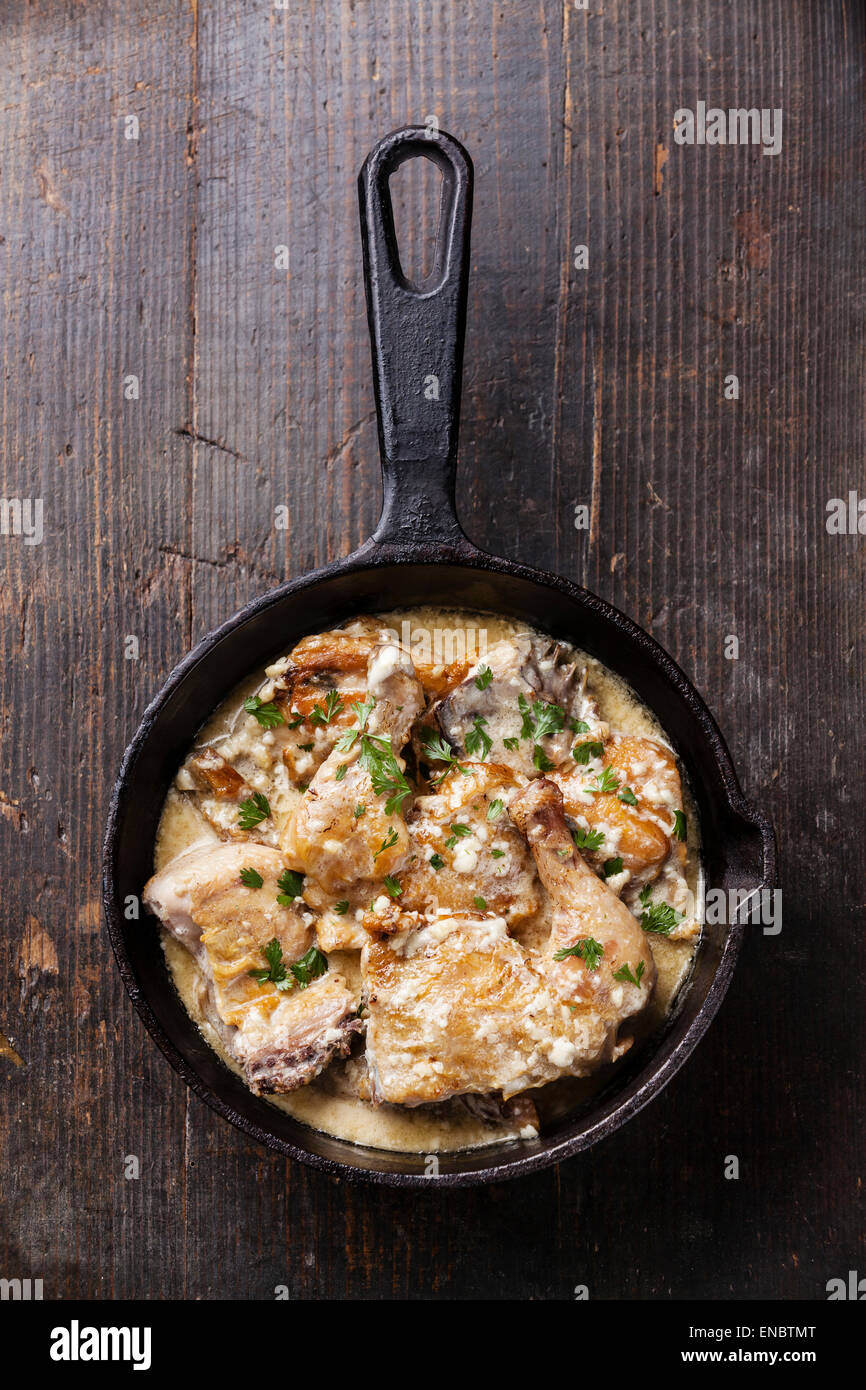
[361, 912, 579, 1105]
[143, 842, 362, 1094]
[433, 636, 605, 778]
[281, 641, 424, 910]
[399, 762, 540, 926]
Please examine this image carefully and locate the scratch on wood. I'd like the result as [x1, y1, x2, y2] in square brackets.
[174, 427, 249, 463]
[35, 158, 68, 214]
[654, 143, 669, 196]
[589, 334, 602, 550]
[20, 916, 59, 975]
[0, 1030, 23, 1067]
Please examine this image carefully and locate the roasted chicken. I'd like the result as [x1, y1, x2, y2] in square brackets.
[143, 842, 361, 1094]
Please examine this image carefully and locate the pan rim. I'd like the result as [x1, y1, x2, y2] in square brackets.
[103, 544, 774, 1186]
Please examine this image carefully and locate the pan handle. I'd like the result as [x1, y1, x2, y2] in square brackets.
[358, 126, 474, 552]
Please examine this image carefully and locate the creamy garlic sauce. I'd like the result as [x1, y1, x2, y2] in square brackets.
[154, 606, 702, 1154]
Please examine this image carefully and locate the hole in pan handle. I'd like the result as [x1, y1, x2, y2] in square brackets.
[358, 125, 476, 554]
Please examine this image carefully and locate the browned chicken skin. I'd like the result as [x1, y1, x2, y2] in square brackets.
[552, 732, 687, 892]
[400, 762, 541, 927]
[362, 912, 579, 1105]
[281, 641, 424, 902]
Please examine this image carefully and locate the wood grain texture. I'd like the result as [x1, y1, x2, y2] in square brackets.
[0, 0, 863, 1300]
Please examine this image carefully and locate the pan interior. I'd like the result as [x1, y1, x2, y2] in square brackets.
[107, 557, 758, 1181]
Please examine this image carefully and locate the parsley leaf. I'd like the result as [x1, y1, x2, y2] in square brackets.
[418, 728, 468, 785]
[673, 809, 687, 841]
[474, 665, 493, 690]
[569, 718, 590, 735]
[430, 853, 445, 870]
[573, 739, 604, 764]
[360, 733, 412, 814]
[248, 937, 293, 990]
[502, 736, 520, 752]
[334, 901, 349, 915]
[237, 792, 270, 829]
[553, 937, 605, 971]
[374, 826, 399, 861]
[353, 803, 366, 819]
[239, 867, 263, 889]
[490, 848, 506, 859]
[473, 895, 488, 911]
[335, 763, 347, 782]
[465, 714, 492, 761]
[309, 689, 344, 726]
[518, 694, 565, 743]
[603, 856, 624, 878]
[383, 875, 402, 899]
[248, 938, 326, 992]
[573, 825, 605, 852]
[487, 798, 504, 821]
[244, 696, 285, 730]
[619, 786, 638, 806]
[290, 946, 329, 988]
[276, 867, 304, 902]
[638, 885, 684, 935]
[584, 766, 620, 796]
[533, 745, 555, 772]
[336, 696, 376, 753]
[613, 960, 645, 988]
[445, 823, 471, 849]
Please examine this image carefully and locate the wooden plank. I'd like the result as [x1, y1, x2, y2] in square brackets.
[0, 0, 862, 1300]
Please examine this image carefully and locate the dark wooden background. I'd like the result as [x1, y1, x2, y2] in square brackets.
[1, 0, 863, 1301]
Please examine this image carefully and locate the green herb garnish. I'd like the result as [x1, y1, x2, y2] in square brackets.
[465, 715, 492, 761]
[619, 786, 638, 806]
[638, 885, 684, 935]
[673, 809, 687, 841]
[336, 695, 376, 752]
[309, 689, 344, 726]
[239, 867, 264, 889]
[474, 665, 493, 690]
[290, 946, 329, 988]
[554, 937, 605, 971]
[383, 875, 402, 899]
[573, 740, 604, 764]
[603, 856, 624, 878]
[444, 823, 471, 849]
[573, 825, 605, 852]
[237, 792, 271, 829]
[248, 939, 327, 992]
[518, 694, 565, 743]
[613, 960, 646, 988]
[374, 826, 399, 860]
[244, 696, 284, 730]
[473, 896, 488, 911]
[585, 766, 620, 795]
[276, 867, 304, 903]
